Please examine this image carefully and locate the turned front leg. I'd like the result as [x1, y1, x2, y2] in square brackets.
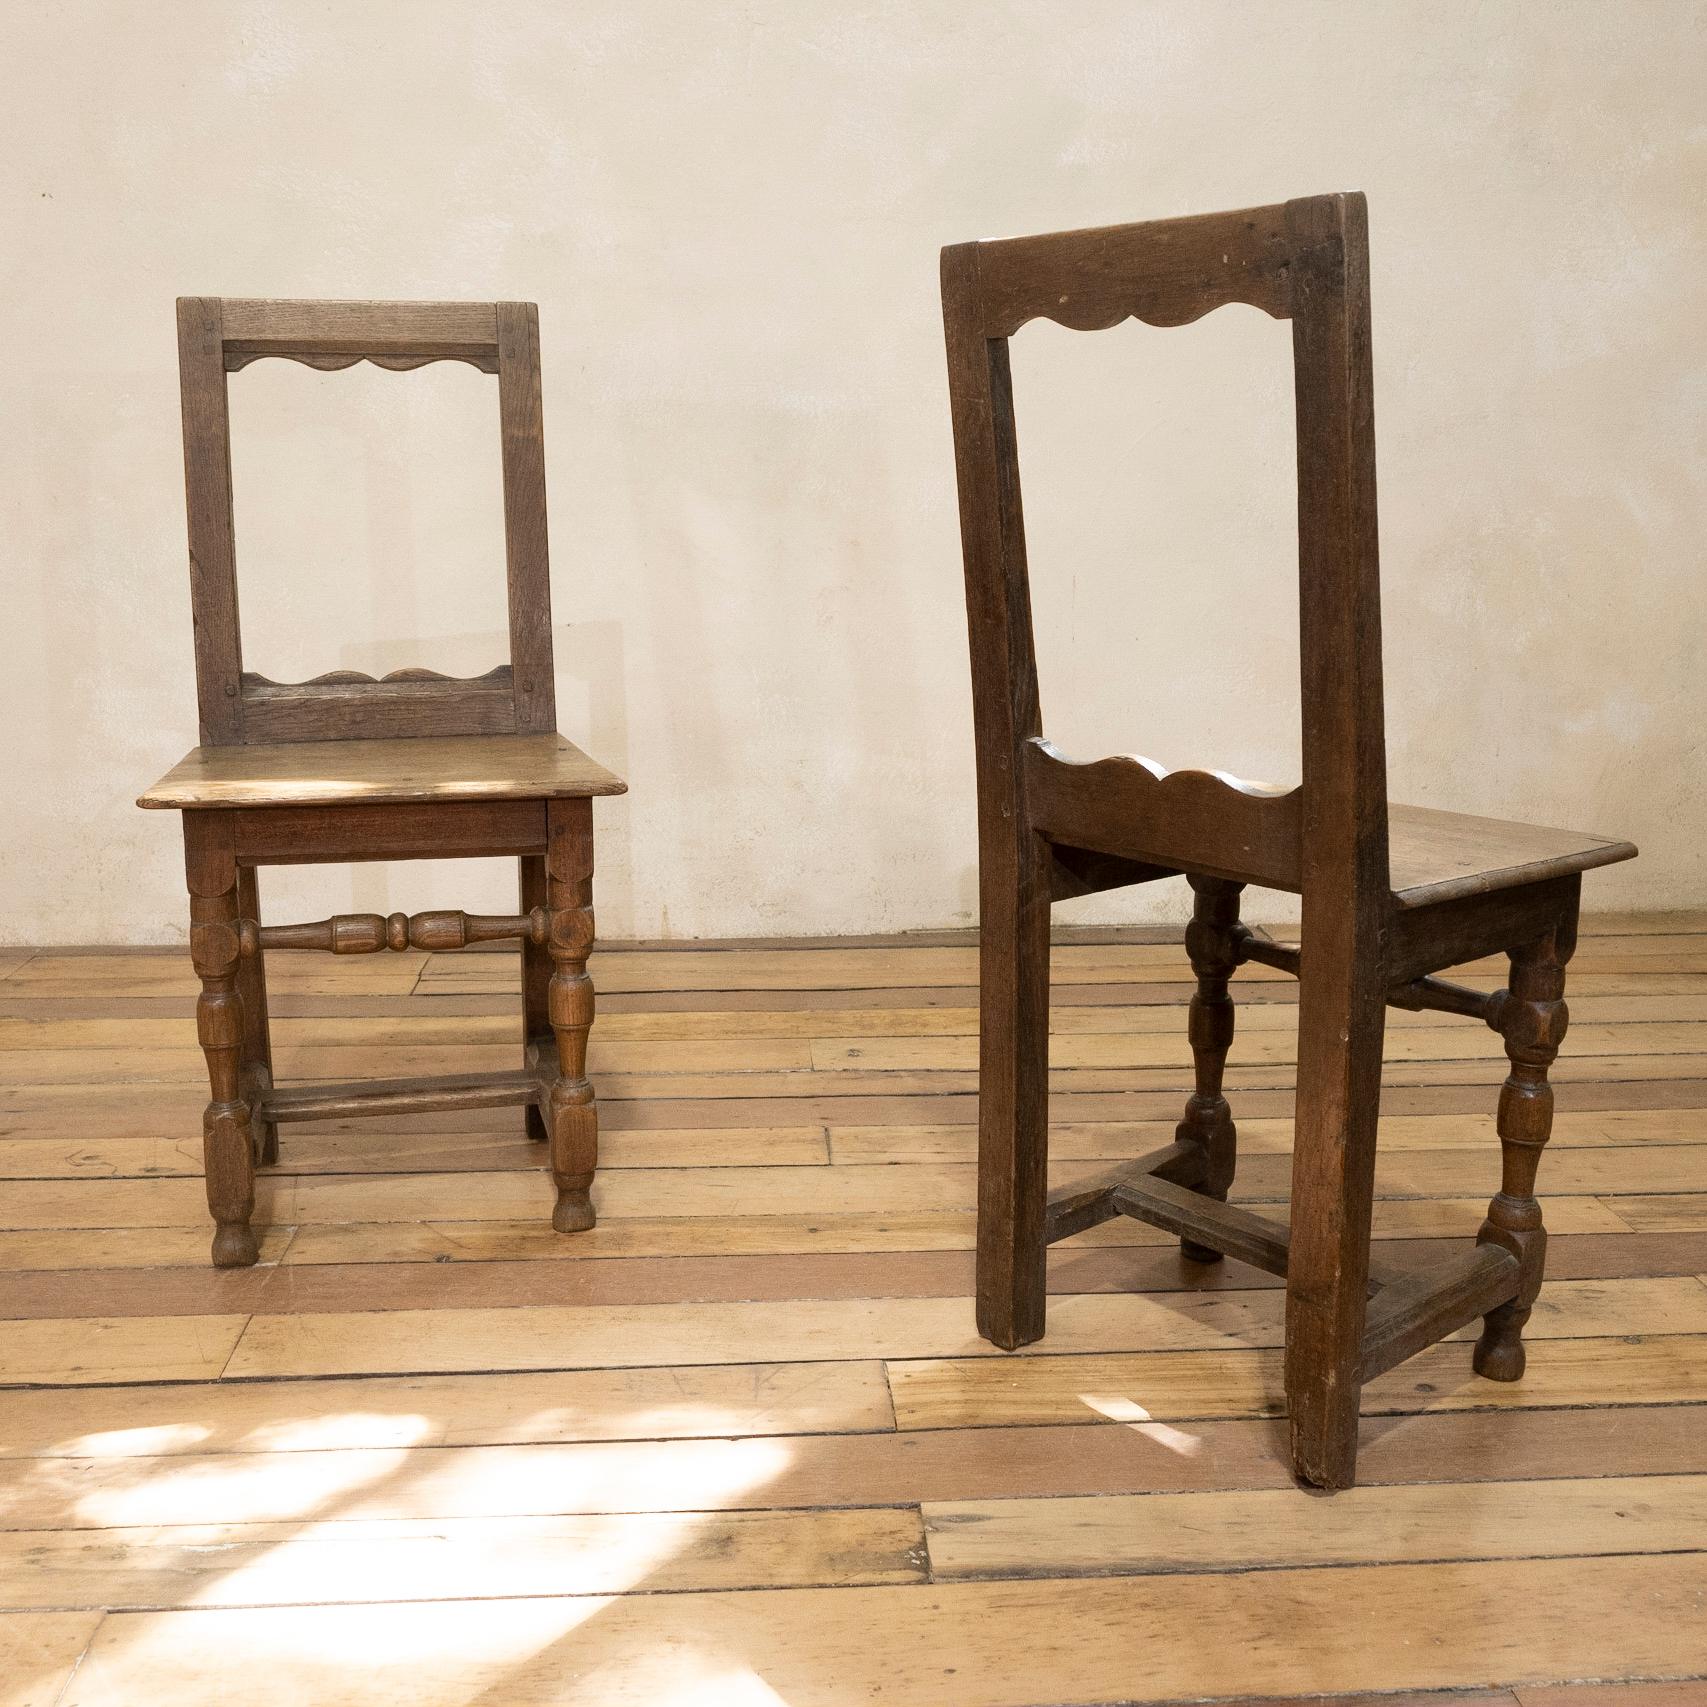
[520, 854, 551, 1143]
[185, 813, 258, 1268]
[1175, 876, 1244, 1262]
[1475, 908, 1575, 1379]
[545, 799, 598, 1233]
[236, 867, 278, 1166]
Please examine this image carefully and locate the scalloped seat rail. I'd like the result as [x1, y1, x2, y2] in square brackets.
[1022, 738, 1303, 891]
[1021, 737, 1633, 910]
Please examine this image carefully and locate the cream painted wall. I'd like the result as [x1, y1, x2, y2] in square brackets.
[2, 1, 1703, 944]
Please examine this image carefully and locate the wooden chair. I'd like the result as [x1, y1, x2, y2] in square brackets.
[138, 298, 625, 1268]
[941, 194, 1637, 1488]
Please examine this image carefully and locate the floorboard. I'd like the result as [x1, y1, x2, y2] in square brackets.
[5, 925, 1707, 1703]
[50, 1555, 1707, 1705]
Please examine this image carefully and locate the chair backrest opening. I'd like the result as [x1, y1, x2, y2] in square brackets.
[941, 193, 1388, 900]
[175, 296, 558, 746]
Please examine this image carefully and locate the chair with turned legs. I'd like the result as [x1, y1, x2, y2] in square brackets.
[941, 194, 1636, 1488]
[139, 297, 625, 1267]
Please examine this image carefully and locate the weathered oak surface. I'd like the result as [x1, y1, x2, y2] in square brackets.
[1389, 804, 1635, 910]
[139, 734, 625, 810]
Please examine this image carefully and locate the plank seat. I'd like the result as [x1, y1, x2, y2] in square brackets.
[1387, 804, 1635, 910]
[1022, 738, 1634, 910]
[139, 734, 625, 811]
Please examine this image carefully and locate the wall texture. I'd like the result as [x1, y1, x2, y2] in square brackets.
[3, 1, 1703, 943]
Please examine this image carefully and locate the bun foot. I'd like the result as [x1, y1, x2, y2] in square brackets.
[212, 1222, 259, 1268]
[553, 1188, 595, 1234]
[1180, 1239, 1224, 1264]
[1473, 1334, 1527, 1382]
[1473, 1302, 1530, 1381]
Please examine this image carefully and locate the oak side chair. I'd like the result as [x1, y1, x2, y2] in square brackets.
[138, 298, 626, 1268]
[942, 194, 1637, 1489]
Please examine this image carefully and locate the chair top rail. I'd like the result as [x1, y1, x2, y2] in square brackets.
[951, 199, 1301, 337]
[174, 296, 555, 744]
[206, 298, 505, 371]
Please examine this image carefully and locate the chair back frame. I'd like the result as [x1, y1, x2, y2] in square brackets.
[940, 193, 1388, 911]
[175, 296, 558, 746]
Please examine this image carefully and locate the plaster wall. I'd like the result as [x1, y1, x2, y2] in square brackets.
[2, 2, 1702, 942]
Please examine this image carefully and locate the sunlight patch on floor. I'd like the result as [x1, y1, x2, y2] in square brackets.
[55, 1422, 215, 1457]
[68, 1427, 805, 1707]
[239, 1410, 439, 1452]
[1077, 1392, 1203, 1456]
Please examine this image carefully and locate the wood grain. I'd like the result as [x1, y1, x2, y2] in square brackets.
[888, 1330, 1707, 1431]
[216, 1276, 1707, 1382]
[924, 1473, 1707, 1578]
[18, 985, 1697, 1043]
[0, 1150, 1679, 1232]
[0, 1610, 104, 1707]
[0, 1316, 247, 1385]
[0, 1360, 893, 1459]
[138, 734, 624, 809]
[1389, 805, 1635, 909]
[53, 1554, 1707, 1706]
[0, 1125, 827, 1180]
[0, 1506, 927, 1609]
[5, 1406, 1705, 1528]
[1515, 1685, 1707, 1706]
[0, 1226, 297, 1271]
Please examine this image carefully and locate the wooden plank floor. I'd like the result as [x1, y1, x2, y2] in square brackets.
[3, 921, 1707, 1706]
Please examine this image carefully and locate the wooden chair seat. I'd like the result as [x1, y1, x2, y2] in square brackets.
[139, 733, 625, 810]
[1017, 736, 1634, 913]
[1387, 803, 1636, 910]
